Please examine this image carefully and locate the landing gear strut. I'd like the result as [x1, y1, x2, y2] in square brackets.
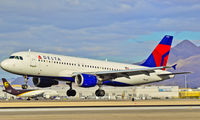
[95, 85, 105, 97]
[22, 76, 28, 89]
[66, 82, 76, 97]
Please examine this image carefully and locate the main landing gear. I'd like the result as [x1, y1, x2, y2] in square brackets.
[66, 82, 76, 97]
[95, 85, 105, 97]
[65, 82, 105, 97]
[22, 76, 28, 89]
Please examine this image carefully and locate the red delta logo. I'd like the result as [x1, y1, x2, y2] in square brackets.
[125, 67, 129, 70]
[38, 55, 61, 61]
[38, 55, 42, 60]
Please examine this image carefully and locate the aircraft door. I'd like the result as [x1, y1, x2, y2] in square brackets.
[30, 55, 37, 67]
[28, 55, 40, 75]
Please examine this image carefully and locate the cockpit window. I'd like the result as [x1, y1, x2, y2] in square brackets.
[9, 56, 23, 60]
[19, 56, 23, 60]
[15, 56, 19, 60]
[9, 56, 15, 59]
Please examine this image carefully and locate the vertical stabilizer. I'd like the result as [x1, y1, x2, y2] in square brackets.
[141, 35, 173, 68]
[2, 78, 18, 95]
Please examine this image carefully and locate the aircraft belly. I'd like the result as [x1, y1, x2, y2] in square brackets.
[43, 91, 58, 97]
[19, 91, 42, 97]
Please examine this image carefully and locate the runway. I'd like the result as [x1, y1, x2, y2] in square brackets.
[1, 100, 200, 120]
[1, 105, 200, 111]
[1, 106, 200, 120]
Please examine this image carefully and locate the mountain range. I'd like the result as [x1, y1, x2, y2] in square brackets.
[154, 40, 200, 88]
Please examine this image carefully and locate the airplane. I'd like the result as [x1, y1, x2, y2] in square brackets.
[0, 35, 190, 97]
[2, 78, 59, 100]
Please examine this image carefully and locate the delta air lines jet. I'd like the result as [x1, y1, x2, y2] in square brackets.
[0, 35, 189, 97]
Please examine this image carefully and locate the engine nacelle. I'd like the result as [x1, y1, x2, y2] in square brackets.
[75, 74, 97, 87]
[32, 77, 59, 88]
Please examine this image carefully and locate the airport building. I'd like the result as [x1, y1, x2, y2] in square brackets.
[179, 88, 200, 99]
[133, 86, 179, 99]
[47, 85, 180, 100]
[2, 84, 200, 100]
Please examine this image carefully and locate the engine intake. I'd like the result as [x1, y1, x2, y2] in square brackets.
[33, 77, 58, 88]
[75, 74, 97, 87]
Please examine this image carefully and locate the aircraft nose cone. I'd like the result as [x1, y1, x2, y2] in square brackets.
[0, 60, 9, 70]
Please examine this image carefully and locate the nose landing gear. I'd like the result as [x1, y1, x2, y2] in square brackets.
[22, 76, 28, 89]
[22, 84, 28, 89]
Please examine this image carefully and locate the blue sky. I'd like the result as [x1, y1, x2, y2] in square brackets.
[0, 0, 200, 78]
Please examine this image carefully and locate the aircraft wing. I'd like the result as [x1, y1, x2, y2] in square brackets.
[83, 66, 171, 81]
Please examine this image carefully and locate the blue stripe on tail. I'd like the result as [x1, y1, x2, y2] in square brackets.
[159, 35, 173, 46]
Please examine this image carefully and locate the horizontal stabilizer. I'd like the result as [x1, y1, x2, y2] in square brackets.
[158, 72, 191, 76]
[171, 64, 177, 70]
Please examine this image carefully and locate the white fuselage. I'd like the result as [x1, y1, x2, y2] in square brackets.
[17, 89, 58, 98]
[1, 51, 173, 86]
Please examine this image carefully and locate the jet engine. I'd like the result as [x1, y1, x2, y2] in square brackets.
[75, 73, 97, 87]
[32, 77, 59, 88]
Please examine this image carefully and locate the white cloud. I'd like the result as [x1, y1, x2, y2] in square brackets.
[0, 0, 200, 64]
[66, 0, 80, 5]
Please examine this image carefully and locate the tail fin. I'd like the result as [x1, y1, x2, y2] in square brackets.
[141, 35, 173, 68]
[2, 78, 17, 94]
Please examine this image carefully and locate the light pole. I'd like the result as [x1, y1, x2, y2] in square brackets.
[184, 74, 188, 99]
[184, 75, 187, 88]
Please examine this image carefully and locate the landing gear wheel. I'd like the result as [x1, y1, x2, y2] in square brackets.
[22, 84, 28, 89]
[66, 89, 76, 97]
[95, 89, 105, 97]
[66, 82, 76, 97]
[34, 98, 39, 100]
